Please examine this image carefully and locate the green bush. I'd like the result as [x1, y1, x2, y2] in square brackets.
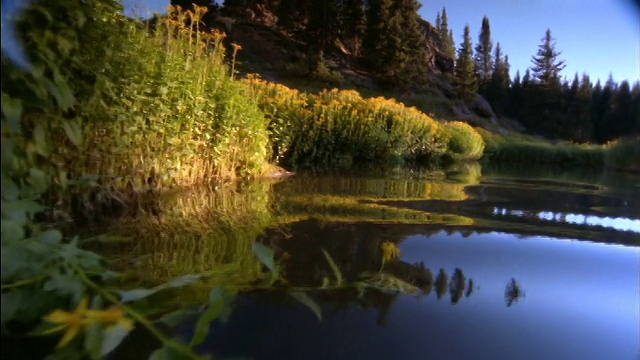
[442, 121, 485, 161]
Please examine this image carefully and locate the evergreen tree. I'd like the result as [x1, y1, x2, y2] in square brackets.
[565, 73, 592, 141]
[606, 80, 634, 139]
[523, 29, 565, 137]
[591, 77, 616, 142]
[342, 0, 366, 56]
[631, 82, 640, 134]
[530, 29, 565, 86]
[507, 70, 524, 120]
[485, 42, 509, 115]
[455, 24, 477, 102]
[474, 16, 493, 84]
[362, 0, 391, 65]
[307, 0, 341, 51]
[437, 7, 456, 59]
[362, 0, 427, 84]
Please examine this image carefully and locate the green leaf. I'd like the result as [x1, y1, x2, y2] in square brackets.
[149, 347, 172, 360]
[1, 219, 25, 242]
[100, 323, 132, 357]
[251, 242, 275, 271]
[33, 123, 49, 156]
[84, 323, 104, 360]
[120, 275, 202, 303]
[322, 249, 343, 286]
[291, 292, 322, 321]
[1, 93, 23, 134]
[2, 199, 46, 214]
[149, 346, 192, 360]
[165, 274, 201, 289]
[190, 286, 225, 347]
[37, 230, 62, 245]
[119, 288, 156, 303]
[156, 306, 201, 328]
[28, 168, 49, 194]
[1, 177, 20, 201]
[43, 273, 84, 299]
[61, 120, 83, 147]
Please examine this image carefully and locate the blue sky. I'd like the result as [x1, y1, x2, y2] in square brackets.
[124, 0, 639, 84]
[418, 0, 639, 84]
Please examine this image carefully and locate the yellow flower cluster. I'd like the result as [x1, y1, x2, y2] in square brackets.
[43, 297, 134, 349]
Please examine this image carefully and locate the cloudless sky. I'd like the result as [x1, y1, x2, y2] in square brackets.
[418, 0, 639, 84]
[124, 0, 640, 84]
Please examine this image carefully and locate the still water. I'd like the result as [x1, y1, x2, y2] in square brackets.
[112, 164, 639, 359]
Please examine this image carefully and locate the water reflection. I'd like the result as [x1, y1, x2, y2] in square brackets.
[100, 163, 638, 360]
[504, 278, 525, 307]
[492, 207, 640, 233]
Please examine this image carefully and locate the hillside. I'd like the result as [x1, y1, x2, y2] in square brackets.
[162, 1, 515, 133]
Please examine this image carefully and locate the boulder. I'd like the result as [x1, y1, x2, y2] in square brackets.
[472, 94, 496, 119]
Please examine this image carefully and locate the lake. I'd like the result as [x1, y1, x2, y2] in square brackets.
[106, 163, 639, 360]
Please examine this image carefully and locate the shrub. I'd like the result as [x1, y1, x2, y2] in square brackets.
[442, 121, 485, 161]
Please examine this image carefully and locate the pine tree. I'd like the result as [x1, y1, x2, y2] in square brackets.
[455, 24, 477, 102]
[507, 70, 523, 120]
[631, 82, 640, 134]
[474, 16, 493, 84]
[485, 42, 509, 115]
[362, 0, 427, 84]
[523, 29, 566, 137]
[437, 7, 456, 59]
[307, 0, 341, 51]
[606, 80, 633, 139]
[530, 29, 565, 86]
[592, 76, 615, 142]
[342, 0, 366, 56]
[565, 73, 592, 141]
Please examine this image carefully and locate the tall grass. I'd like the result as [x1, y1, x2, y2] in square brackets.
[477, 128, 607, 167]
[604, 137, 640, 172]
[5, 5, 271, 208]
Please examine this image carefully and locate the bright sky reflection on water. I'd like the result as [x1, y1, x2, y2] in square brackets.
[493, 207, 640, 233]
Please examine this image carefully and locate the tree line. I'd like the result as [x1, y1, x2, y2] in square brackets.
[170, 1, 639, 143]
[452, 14, 640, 143]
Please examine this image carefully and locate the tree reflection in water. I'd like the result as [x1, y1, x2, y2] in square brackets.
[505, 278, 525, 307]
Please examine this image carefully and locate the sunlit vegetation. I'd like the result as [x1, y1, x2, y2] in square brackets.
[247, 76, 486, 167]
[277, 194, 474, 225]
[477, 128, 606, 167]
[478, 127, 640, 171]
[93, 182, 275, 287]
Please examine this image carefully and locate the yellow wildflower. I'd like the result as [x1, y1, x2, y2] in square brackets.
[43, 298, 135, 349]
[42, 297, 89, 348]
[86, 305, 135, 331]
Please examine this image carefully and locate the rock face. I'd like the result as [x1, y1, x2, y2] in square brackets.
[418, 19, 455, 74]
[472, 94, 497, 119]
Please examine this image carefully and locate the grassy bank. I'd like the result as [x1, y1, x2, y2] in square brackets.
[477, 128, 640, 171]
